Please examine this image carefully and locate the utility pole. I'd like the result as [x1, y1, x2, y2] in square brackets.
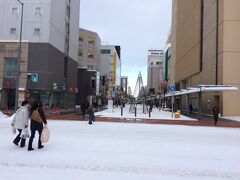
[15, 0, 24, 111]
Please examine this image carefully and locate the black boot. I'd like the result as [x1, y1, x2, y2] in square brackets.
[28, 138, 34, 151]
[38, 145, 44, 149]
[20, 139, 26, 148]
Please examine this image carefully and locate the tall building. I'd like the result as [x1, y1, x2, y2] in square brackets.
[147, 50, 164, 92]
[100, 45, 121, 98]
[169, 0, 240, 116]
[76, 28, 101, 105]
[0, 0, 80, 109]
[78, 28, 101, 70]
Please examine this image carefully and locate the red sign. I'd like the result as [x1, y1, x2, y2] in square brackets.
[75, 88, 79, 93]
[69, 87, 74, 92]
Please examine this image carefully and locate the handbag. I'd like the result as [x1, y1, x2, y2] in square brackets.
[41, 126, 50, 143]
[31, 109, 43, 123]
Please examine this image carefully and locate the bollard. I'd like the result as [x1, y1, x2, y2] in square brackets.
[121, 107, 123, 116]
[135, 107, 137, 117]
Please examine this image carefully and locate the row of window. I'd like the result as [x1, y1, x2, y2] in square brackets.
[11, 7, 42, 15]
[10, 28, 41, 36]
[151, 62, 161, 65]
[79, 34, 96, 44]
[101, 49, 111, 54]
[78, 49, 95, 58]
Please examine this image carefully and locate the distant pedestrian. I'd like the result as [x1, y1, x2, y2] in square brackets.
[28, 101, 48, 151]
[212, 106, 219, 125]
[81, 101, 88, 120]
[88, 105, 95, 125]
[11, 100, 30, 147]
[189, 104, 193, 115]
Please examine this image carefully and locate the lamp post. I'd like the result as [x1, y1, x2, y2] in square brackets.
[15, 0, 24, 111]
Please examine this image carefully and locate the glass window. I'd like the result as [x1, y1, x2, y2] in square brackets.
[10, 28, 17, 35]
[156, 62, 160, 65]
[79, 34, 84, 41]
[34, 28, 40, 36]
[78, 49, 83, 56]
[101, 49, 111, 54]
[35, 7, 42, 15]
[4, 59, 17, 77]
[88, 50, 94, 58]
[88, 37, 95, 44]
[11, 7, 18, 15]
[91, 79, 96, 89]
[151, 62, 153, 65]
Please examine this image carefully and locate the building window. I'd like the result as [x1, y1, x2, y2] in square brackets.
[11, 7, 18, 15]
[10, 28, 17, 36]
[35, 7, 42, 15]
[4, 59, 17, 77]
[156, 62, 160, 65]
[79, 34, 84, 41]
[101, 49, 111, 54]
[88, 37, 95, 44]
[78, 49, 83, 56]
[88, 50, 94, 59]
[151, 62, 153, 65]
[34, 28, 40, 36]
[91, 79, 96, 89]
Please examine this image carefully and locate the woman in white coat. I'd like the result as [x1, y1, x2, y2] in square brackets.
[11, 100, 30, 147]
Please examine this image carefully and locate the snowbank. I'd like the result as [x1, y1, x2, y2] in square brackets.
[95, 105, 196, 121]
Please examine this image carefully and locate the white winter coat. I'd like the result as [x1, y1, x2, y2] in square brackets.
[12, 106, 29, 130]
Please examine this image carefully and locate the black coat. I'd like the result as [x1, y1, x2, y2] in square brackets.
[30, 107, 47, 130]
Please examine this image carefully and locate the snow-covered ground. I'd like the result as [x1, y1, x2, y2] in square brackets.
[1, 116, 240, 180]
[96, 105, 196, 121]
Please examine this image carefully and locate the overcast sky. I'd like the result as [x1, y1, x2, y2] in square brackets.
[80, 0, 172, 91]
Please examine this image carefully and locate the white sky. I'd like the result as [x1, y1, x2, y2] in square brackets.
[80, 0, 172, 91]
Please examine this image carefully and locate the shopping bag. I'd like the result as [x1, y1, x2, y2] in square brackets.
[41, 126, 50, 143]
[21, 128, 30, 139]
[11, 126, 16, 135]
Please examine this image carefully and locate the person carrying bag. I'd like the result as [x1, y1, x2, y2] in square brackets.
[28, 101, 48, 151]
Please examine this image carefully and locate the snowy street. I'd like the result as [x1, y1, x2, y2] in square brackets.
[1, 118, 240, 180]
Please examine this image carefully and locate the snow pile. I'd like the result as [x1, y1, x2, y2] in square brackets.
[0, 120, 240, 180]
[96, 105, 196, 121]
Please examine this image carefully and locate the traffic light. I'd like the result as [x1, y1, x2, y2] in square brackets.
[31, 73, 38, 83]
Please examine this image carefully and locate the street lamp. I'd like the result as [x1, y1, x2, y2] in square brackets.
[15, 0, 24, 111]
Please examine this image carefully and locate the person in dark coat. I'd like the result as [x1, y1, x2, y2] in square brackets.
[212, 106, 219, 125]
[28, 102, 47, 151]
[189, 104, 193, 115]
[88, 105, 95, 125]
[81, 101, 88, 120]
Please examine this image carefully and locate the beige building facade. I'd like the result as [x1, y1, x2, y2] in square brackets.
[78, 28, 101, 71]
[169, 0, 240, 116]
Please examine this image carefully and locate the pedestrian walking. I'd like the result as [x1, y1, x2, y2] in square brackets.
[28, 102, 47, 151]
[88, 105, 95, 125]
[212, 106, 219, 125]
[81, 101, 88, 120]
[189, 104, 193, 115]
[11, 100, 30, 147]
